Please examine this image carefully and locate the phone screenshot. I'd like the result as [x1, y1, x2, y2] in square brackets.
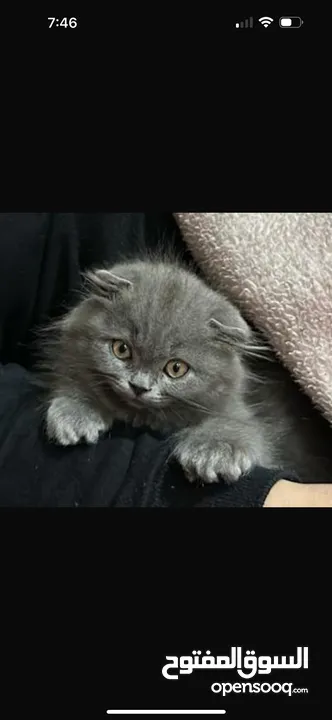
[0, 9, 327, 720]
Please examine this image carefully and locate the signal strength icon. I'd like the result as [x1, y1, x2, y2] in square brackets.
[258, 16, 274, 27]
[235, 17, 253, 29]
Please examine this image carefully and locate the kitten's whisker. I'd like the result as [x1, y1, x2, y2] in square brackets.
[245, 371, 274, 386]
[243, 349, 275, 363]
[242, 345, 271, 354]
[170, 407, 186, 424]
[171, 396, 215, 416]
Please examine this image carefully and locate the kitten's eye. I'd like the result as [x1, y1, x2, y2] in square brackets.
[164, 359, 189, 379]
[112, 340, 132, 360]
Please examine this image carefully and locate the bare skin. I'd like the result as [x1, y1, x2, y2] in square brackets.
[264, 480, 332, 507]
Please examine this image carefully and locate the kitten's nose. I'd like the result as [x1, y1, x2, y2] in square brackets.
[129, 382, 150, 396]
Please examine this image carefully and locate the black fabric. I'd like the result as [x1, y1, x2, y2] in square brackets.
[0, 212, 289, 507]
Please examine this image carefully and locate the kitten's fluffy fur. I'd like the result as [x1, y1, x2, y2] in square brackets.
[40, 256, 332, 485]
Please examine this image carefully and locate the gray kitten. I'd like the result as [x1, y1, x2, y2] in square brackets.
[41, 257, 332, 485]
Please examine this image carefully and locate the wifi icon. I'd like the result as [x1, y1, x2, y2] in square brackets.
[258, 16, 274, 27]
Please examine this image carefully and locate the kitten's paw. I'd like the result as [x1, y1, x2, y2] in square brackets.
[46, 397, 111, 446]
[174, 434, 256, 485]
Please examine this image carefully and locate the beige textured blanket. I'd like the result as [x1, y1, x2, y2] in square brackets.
[174, 213, 332, 425]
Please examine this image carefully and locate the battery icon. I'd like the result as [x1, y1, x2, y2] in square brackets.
[279, 17, 303, 28]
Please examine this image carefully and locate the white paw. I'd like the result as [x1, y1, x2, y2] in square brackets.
[46, 397, 111, 446]
[176, 437, 256, 485]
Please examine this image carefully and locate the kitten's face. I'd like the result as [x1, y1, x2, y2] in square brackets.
[65, 261, 251, 418]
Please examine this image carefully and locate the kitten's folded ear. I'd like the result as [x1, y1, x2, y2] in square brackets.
[209, 315, 272, 362]
[84, 268, 133, 297]
[208, 312, 252, 350]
